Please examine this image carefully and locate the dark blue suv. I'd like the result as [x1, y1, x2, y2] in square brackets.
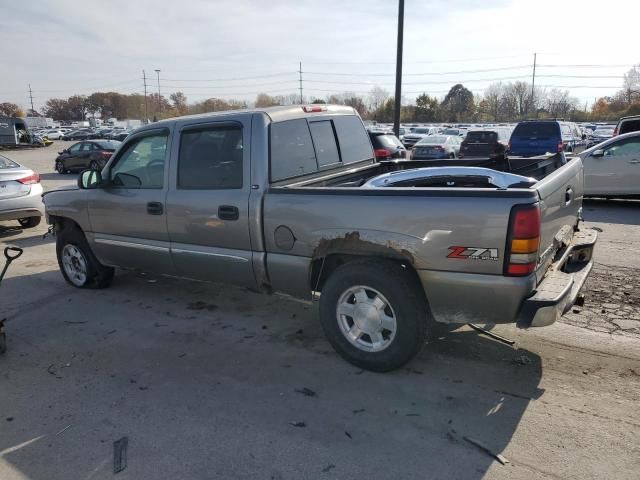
[508, 120, 587, 157]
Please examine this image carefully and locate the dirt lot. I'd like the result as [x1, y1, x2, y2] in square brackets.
[1, 143, 639, 480]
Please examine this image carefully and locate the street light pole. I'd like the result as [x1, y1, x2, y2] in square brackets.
[155, 69, 161, 118]
[393, 0, 404, 137]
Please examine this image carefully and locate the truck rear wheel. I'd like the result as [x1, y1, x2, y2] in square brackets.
[56, 223, 114, 289]
[319, 259, 428, 372]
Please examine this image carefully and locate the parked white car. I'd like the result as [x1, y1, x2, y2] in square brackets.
[579, 131, 640, 198]
[44, 130, 66, 140]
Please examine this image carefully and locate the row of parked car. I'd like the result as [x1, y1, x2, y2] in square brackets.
[32, 126, 132, 142]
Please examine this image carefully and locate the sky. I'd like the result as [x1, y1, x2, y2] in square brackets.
[1, 0, 638, 111]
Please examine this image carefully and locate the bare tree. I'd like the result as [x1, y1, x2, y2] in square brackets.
[368, 86, 390, 113]
[622, 64, 640, 105]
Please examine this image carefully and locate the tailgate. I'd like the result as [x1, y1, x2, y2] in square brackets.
[534, 157, 584, 282]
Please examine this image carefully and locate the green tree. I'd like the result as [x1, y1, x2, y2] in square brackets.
[414, 93, 440, 122]
[441, 84, 474, 122]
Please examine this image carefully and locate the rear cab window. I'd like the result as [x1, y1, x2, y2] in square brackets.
[619, 119, 640, 135]
[270, 115, 373, 182]
[512, 122, 560, 139]
[465, 131, 497, 143]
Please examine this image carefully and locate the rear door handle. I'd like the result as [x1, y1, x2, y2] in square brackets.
[146, 202, 164, 215]
[218, 205, 239, 221]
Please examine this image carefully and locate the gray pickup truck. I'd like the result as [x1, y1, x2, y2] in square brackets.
[43, 105, 596, 371]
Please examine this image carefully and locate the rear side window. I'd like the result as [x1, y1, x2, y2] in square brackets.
[178, 125, 243, 189]
[271, 119, 317, 181]
[309, 121, 340, 166]
[0, 155, 19, 169]
[512, 122, 560, 138]
[620, 119, 640, 135]
[332, 116, 373, 164]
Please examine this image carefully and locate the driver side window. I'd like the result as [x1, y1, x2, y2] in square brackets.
[110, 133, 168, 189]
[69, 143, 82, 153]
[604, 138, 640, 157]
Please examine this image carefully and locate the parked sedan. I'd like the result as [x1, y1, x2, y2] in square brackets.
[61, 130, 93, 141]
[44, 129, 66, 140]
[368, 131, 406, 160]
[412, 135, 461, 159]
[0, 154, 44, 228]
[55, 140, 121, 173]
[459, 129, 508, 159]
[580, 131, 640, 198]
[587, 126, 615, 147]
[402, 127, 439, 149]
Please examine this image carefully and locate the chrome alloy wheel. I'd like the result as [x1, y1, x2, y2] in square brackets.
[61, 244, 88, 286]
[336, 286, 397, 352]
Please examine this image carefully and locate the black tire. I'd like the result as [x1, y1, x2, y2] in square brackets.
[89, 160, 98, 170]
[55, 161, 66, 174]
[319, 259, 429, 372]
[449, 152, 456, 159]
[56, 223, 114, 289]
[18, 216, 41, 229]
[0, 332, 6, 355]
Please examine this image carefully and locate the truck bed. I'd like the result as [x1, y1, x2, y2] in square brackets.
[263, 153, 584, 325]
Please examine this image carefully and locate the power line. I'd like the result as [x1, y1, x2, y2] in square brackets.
[303, 65, 532, 77]
[159, 80, 298, 89]
[159, 72, 297, 82]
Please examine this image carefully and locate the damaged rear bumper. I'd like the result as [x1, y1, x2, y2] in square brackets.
[517, 229, 597, 328]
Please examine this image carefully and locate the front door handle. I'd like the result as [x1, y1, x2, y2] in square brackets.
[146, 202, 164, 215]
[218, 205, 239, 221]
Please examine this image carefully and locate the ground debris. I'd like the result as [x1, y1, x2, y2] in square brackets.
[294, 387, 317, 397]
[113, 436, 128, 474]
[322, 464, 335, 473]
[464, 436, 509, 465]
[289, 421, 306, 427]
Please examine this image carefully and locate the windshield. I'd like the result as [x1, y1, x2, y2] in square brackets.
[512, 122, 560, 138]
[441, 129, 459, 135]
[594, 128, 614, 135]
[412, 128, 428, 134]
[465, 131, 497, 143]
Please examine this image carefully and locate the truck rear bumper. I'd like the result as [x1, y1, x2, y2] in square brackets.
[517, 229, 597, 328]
[416, 229, 597, 327]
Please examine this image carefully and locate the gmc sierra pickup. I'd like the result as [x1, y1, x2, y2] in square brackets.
[43, 105, 596, 371]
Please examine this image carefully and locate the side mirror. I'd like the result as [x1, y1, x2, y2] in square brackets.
[591, 149, 604, 158]
[77, 169, 103, 189]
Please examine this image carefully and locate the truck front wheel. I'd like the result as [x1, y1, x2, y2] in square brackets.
[56, 223, 114, 289]
[319, 260, 428, 372]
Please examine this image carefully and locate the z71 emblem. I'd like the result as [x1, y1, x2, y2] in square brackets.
[447, 246, 499, 261]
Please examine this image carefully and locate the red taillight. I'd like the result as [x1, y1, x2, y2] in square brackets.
[506, 205, 541, 277]
[507, 141, 512, 152]
[17, 173, 40, 185]
[302, 105, 327, 113]
[612, 127, 618, 136]
[99, 150, 112, 158]
[557, 141, 564, 152]
[374, 148, 390, 159]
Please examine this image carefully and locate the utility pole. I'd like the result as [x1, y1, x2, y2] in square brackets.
[393, 0, 404, 137]
[530, 52, 537, 118]
[299, 61, 303, 104]
[142, 70, 149, 123]
[155, 69, 161, 118]
[28, 84, 34, 115]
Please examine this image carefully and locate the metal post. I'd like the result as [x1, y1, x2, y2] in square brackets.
[299, 62, 303, 104]
[142, 70, 149, 123]
[531, 53, 537, 117]
[28, 84, 34, 115]
[393, 0, 404, 137]
[155, 69, 161, 116]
